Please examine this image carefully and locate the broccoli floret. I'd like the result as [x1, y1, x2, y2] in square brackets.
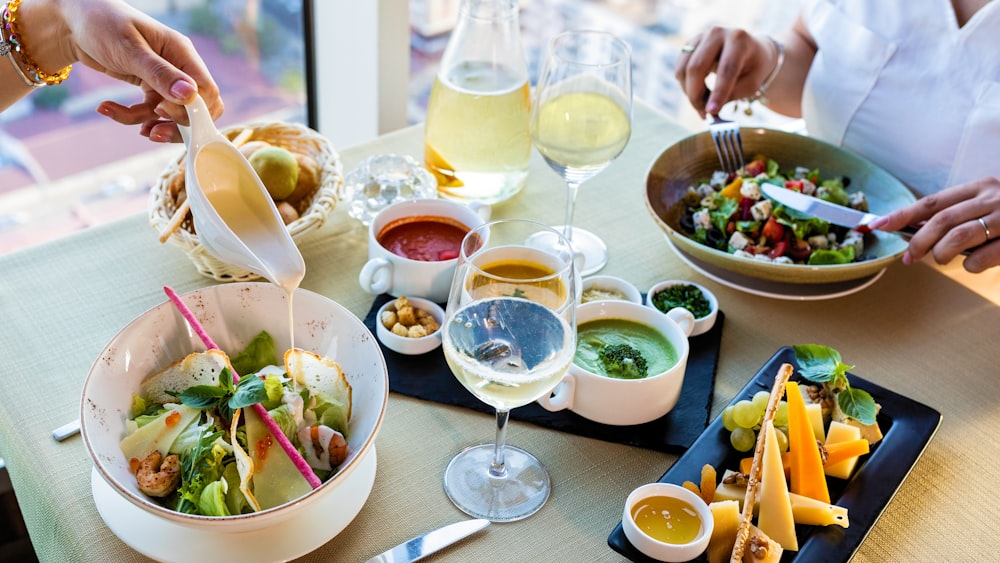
[598, 344, 649, 380]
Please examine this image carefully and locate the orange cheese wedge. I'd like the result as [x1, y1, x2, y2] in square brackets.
[785, 381, 830, 504]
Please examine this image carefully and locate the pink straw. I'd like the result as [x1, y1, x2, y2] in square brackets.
[163, 286, 322, 489]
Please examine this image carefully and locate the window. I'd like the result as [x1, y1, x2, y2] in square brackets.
[0, 0, 309, 252]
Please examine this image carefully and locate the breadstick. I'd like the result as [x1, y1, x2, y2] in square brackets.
[730, 363, 794, 563]
[158, 199, 190, 243]
[231, 127, 254, 147]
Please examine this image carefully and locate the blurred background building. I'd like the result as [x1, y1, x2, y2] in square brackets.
[0, 0, 797, 255]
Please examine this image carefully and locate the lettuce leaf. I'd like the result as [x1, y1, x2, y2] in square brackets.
[808, 246, 855, 265]
[222, 462, 249, 515]
[175, 428, 228, 515]
[267, 403, 300, 442]
[232, 331, 279, 376]
[197, 479, 231, 517]
[314, 394, 350, 438]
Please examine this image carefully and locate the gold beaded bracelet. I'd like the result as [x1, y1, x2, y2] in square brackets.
[1, 0, 72, 87]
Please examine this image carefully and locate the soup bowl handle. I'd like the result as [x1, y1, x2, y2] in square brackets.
[536, 375, 577, 412]
[665, 307, 695, 337]
[359, 258, 393, 295]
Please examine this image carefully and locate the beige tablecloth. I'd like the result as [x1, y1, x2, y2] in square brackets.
[2, 102, 999, 562]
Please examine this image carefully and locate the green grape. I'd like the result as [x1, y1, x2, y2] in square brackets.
[774, 426, 789, 452]
[732, 399, 761, 429]
[730, 427, 756, 452]
[751, 390, 770, 412]
[722, 405, 738, 431]
[773, 401, 789, 427]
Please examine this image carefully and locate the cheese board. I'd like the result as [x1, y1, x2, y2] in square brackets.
[607, 346, 942, 562]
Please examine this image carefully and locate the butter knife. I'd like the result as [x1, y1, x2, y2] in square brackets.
[365, 519, 490, 563]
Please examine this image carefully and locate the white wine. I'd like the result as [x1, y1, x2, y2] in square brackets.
[443, 298, 574, 411]
[532, 91, 631, 177]
[424, 61, 531, 204]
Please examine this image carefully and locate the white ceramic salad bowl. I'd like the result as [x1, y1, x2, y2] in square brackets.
[80, 282, 389, 541]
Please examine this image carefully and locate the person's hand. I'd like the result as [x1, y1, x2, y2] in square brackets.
[60, 0, 223, 142]
[674, 26, 778, 118]
[868, 177, 1000, 273]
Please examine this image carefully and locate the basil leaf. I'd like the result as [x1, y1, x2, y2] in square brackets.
[176, 385, 227, 409]
[793, 344, 841, 383]
[838, 387, 877, 425]
[230, 376, 268, 409]
[218, 368, 235, 393]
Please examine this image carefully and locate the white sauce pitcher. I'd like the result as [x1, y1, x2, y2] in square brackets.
[178, 94, 305, 292]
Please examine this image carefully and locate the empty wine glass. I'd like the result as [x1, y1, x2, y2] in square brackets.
[441, 218, 577, 521]
[530, 30, 633, 276]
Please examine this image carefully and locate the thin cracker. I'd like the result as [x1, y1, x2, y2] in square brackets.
[730, 363, 794, 563]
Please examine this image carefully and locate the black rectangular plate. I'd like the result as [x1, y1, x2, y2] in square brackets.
[608, 346, 942, 562]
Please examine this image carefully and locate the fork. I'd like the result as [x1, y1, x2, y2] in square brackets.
[708, 112, 745, 175]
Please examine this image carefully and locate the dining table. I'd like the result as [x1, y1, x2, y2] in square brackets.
[2, 100, 999, 563]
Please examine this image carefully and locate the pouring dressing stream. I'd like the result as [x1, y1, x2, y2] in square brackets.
[180, 94, 305, 347]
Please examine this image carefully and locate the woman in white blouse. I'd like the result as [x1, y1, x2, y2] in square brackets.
[675, 0, 1000, 273]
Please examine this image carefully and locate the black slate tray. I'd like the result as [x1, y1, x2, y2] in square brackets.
[607, 346, 942, 561]
[363, 293, 725, 452]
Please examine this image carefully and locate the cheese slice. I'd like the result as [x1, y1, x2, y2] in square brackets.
[805, 402, 825, 442]
[245, 407, 313, 510]
[786, 381, 831, 503]
[120, 404, 201, 463]
[706, 500, 740, 563]
[825, 420, 863, 479]
[714, 470, 848, 528]
[757, 421, 798, 551]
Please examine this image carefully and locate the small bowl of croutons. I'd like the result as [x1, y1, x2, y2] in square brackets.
[375, 296, 444, 355]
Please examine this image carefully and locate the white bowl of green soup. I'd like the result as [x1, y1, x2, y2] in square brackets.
[536, 301, 694, 426]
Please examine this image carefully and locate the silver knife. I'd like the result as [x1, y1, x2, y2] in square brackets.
[760, 182, 884, 229]
[364, 519, 490, 563]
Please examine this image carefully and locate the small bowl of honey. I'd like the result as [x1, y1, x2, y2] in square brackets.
[622, 482, 713, 562]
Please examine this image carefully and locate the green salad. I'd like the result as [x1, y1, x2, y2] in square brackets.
[678, 157, 870, 265]
[119, 331, 352, 516]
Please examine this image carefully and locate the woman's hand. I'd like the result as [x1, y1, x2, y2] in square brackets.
[52, 0, 223, 142]
[674, 16, 816, 119]
[868, 177, 1000, 273]
[674, 26, 779, 118]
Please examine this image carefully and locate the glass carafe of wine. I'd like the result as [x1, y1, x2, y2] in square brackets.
[424, 0, 531, 205]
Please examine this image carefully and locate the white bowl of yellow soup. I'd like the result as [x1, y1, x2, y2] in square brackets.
[536, 300, 693, 425]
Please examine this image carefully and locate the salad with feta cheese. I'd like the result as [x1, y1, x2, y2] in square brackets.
[119, 331, 352, 517]
[676, 157, 871, 265]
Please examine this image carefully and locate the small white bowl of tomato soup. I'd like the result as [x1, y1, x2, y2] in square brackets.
[622, 482, 713, 562]
[358, 198, 490, 303]
[646, 280, 718, 337]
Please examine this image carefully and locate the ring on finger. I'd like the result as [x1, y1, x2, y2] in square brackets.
[680, 43, 696, 53]
[978, 216, 992, 242]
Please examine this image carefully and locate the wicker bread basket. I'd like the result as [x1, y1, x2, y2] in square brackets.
[149, 121, 342, 281]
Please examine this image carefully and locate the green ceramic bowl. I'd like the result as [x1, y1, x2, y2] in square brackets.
[645, 128, 916, 285]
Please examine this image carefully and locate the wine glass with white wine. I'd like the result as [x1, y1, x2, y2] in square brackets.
[441, 219, 577, 521]
[530, 30, 633, 276]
